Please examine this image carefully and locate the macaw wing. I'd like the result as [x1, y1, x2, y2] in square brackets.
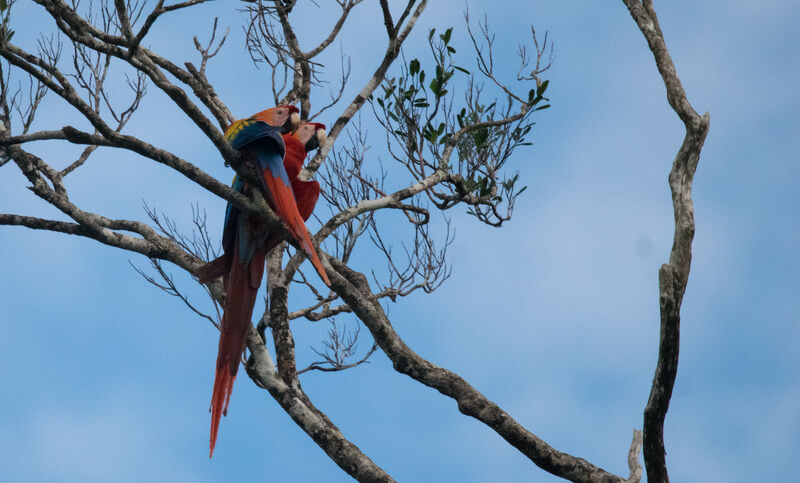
[197, 175, 245, 284]
[253, 147, 330, 286]
[225, 122, 285, 264]
[221, 175, 245, 258]
[226, 119, 286, 154]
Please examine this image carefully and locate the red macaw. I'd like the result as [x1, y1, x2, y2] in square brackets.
[233, 121, 329, 276]
[207, 107, 330, 457]
[197, 121, 328, 284]
[282, 122, 327, 221]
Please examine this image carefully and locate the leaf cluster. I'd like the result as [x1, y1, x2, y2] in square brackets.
[372, 24, 550, 226]
[0, 0, 14, 42]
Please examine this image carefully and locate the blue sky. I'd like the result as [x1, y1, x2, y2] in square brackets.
[1, 1, 798, 482]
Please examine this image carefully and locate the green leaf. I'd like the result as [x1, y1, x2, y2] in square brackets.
[428, 28, 436, 41]
[440, 27, 453, 44]
[454, 65, 470, 75]
[0, 0, 7, 11]
[473, 128, 489, 149]
[409, 59, 420, 76]
[429, 78, 440, 96]
[537, 80, 549, 97]
[479, 180, 492, 197]
[534, 104, 550, 111]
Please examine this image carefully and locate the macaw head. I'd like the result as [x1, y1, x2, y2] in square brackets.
[251, 105, 300, 133]
[289, 122, 327, 151]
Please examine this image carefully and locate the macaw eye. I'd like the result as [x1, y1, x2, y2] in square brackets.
[277, 108, 284, 114]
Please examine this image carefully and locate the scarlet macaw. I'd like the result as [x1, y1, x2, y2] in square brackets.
[207, 107, 330, 457]
[196, 121, 328, 283]
[282, 122, 327, 221]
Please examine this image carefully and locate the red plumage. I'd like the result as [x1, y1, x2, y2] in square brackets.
[292, 179, 321, 221]
[282, 123, 325, 222]
[209, 241, 268, 457]
[208, 106, 298, 457]
[195, 122, 327, 285]
[203, 117, 329, 457]
[276, 126, 328, 285]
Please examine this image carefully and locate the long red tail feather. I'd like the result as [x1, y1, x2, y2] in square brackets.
[296, 227, 330, 286]
[209, 244, 267, 457]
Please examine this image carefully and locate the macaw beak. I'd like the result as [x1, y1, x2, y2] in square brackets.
[304, 123, 327, 151]
[282, 106, 301, 134]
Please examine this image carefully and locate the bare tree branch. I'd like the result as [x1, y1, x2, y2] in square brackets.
[245, 328, 394, 482]
[325, 256, 631, 482]
[304, 0, 429, 175]
[130, 258, 219, 329]
[621, 1, 710, 482]
[0, 2, 667, 481]
[298, 321, 378, 374]
[627, 430, 644, 483]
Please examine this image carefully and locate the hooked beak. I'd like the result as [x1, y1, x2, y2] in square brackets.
[304, 124, 327, 151]
[282, 108, 300, 134]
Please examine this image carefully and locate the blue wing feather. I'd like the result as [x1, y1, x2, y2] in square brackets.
[221, 175, 245, 259]
[226, 120, 285, 156]
[253, 148, 295, 205]
[219, 120, 300, 265]
[221, 123, 288, 264]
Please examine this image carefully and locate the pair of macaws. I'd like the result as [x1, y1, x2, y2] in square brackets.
[197, 105, 330, 457]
